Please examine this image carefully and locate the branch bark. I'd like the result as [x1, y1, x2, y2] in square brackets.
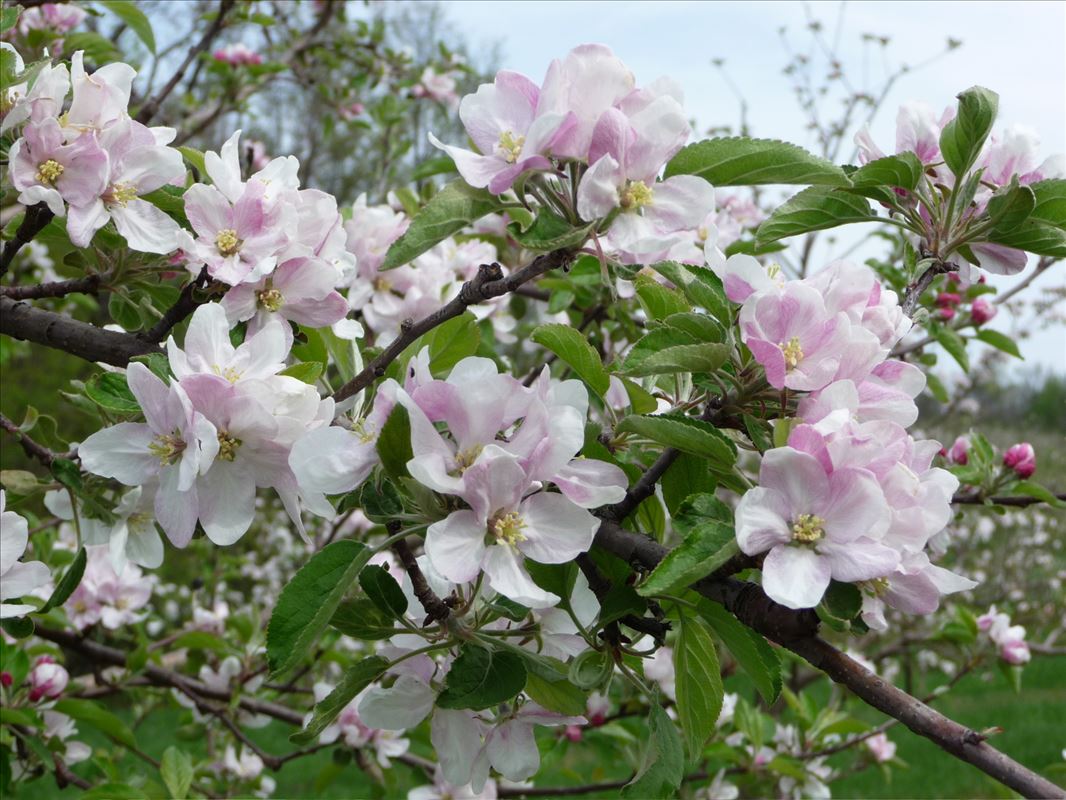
[0, 204, 55, 278]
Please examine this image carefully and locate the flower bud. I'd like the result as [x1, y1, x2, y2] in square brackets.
[947, 436, 969, 465]
[1001, 638, 1031, 665]
[1003, 442, 1036, 478]
[937, 306, 956, 321]
[564, 724, 583, 742]
[936, 292, 962, 307]
[27, 656, 69, 702]
[0, 672, 12, 688]
[970, 297, 997, 325]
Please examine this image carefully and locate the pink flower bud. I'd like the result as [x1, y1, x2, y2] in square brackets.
[947, 272, 962, 285]
[1001, 638, 1031, 665]
[970, 297, 997, 325]
[936, 292, 962, 307]
[27, 656, 69, 702]
[564, 725, 583, 742]
[1003, 442, 1036, 478]
[948, 436, 969, 465]
[0, 672, 12, 688]
[937, 306, 956, 321]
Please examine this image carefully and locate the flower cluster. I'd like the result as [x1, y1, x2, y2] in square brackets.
[977, 605, 1031, 665]
[64, 546, 154, 630]
[213, 43, 264, 67]
[6, 51, 187, 253]
[79, 301, 337, 550]
[723, 258, 976, 615]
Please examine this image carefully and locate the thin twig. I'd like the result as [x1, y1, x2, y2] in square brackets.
[0, 204, 54, 278]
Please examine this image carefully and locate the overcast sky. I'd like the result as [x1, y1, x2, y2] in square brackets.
[444, 0, 1066, 375]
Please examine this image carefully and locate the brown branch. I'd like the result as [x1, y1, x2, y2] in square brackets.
[953, 490, 1066, 508]
[136, 0, 237, 125]
[333, 250, 574, 402]
[0, 296, 161, 366]
[575, 553, 670, 644]
[0, 412, 70, 467]
[0, 204, 55, 278]
[901, 258, 957, 317]
[139, 267, 213, 343]
[392, 536, 452, 624]
[591, 520, 1065, 799]
[0, 272, 109, 300]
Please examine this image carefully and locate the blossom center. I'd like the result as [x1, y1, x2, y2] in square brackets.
[215, 228, 242, 257]
[373, 276, 392, 292]
[453, 445, 483, 475]
[791, 513, 825, 543]
[148, 432, 186, 465]
[217, 431, 242, 461]
[108, 181, 139, 206]
[351, 418, 376, 444]
[211, 364, 242, 383]
[496, 131, 525, 164]
[780, 336, 804, 370]
[621, 180, 654, 210]
[36, 159, 64, 184]
[490, 510, 527, 547]
[862, 577, 890, 596]
[128, 512, 155, 537]
[256, 287, 284, 312]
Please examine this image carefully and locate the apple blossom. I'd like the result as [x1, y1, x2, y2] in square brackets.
[27, 656, 69, 702]
[947, 436, 969, 465]
[213, 43, 264, 66]
[18, 3, 86, 34]
[64, 51, 135, 136]
[42, 711, 92, 765]
[1, 491, 51, 618]
[310, 681, 411, 767]
[65, 546, 154, 630]
[9, 117, 110, 217]
[1, 59, 70, 134]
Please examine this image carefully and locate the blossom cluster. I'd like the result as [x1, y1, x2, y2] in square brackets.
[720, 257, 976, 617]
[977, 605, 1031, 665]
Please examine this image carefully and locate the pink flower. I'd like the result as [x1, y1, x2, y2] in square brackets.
[1003, 442, 1036, 478]
[970, 297, 996, 325]
[1, 491, 51, 618]
[167, 302, 289, 385]
[712, 253, 784, 303]
[65, 546, 154, 630]
[9, 118, 110, 217]
[415, 67, 459, 106]
[19, 3, 87, 34]
[865, 733, 896, 763]
[947, 436, 969, 465]
[860, 550, 975, 631]
[980, 607, 1031, 664]
[735, 447, 897, 609]
[65, 51, 136, 135]
[855, 102, 952, 167]
[27, 656, 69, 702]
[213, 43, 263, 66]
[429, 70, 575, 194]
[1, 58, 69, 134]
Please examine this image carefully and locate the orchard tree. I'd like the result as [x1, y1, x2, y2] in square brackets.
[1, 3, 1064, 799]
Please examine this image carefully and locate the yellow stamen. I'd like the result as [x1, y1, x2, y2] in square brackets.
[211, 365, 242, 383]
[217, 431, 242, 461]
[791, 513, 825, 543]
[497, 131, 525, 164]
[780, 336, 804, 370]
[491, 511, 527, 547]
[373, 276, 392, 292]
[215, 228, 242, 257]
[620, 180, 654, 210]
[351, 419, 375, 444]
[452, 445, 483, 475]
[148, 432, 186, 465]
[257, 287, 284, 312]
[109, 181, 139, 206]
[35, 159, 64, 184]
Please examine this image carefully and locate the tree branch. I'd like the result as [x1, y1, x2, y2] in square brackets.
[953, 490, 1066, 508]
[0, 296, 161, 366]
[0, 272, 108, 300]
[0, 412, 72, 467]
[138, 267, 213, 343]
[0, 204, 54, 278]
[392, 536, 452, 624]
[333, 250, 574, 402]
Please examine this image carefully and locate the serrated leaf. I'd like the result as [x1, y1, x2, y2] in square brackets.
[622, 699, 684, 798]
[524, 671, 588, 716]
[266, 540, 372, 679]
[436, 644, 527, 710]
[177, 146, 206, 176]
[634, 274, 691, 320]
[674, 616, 723, 758]
[616, 414, 737, 468]
[530, 323, 609, 397]
[508, 209, 593, 251]
[659, 312, 725, 343]
[85, 371, 140, 414]
[622, 327, 698, 371]
[638, 522, 738, 597]
[622, 342, 730, 378]
[935, 328, 970, 372]
[983, 219, 1066, 258]
[0, 6, 20, 35]
[330, 599, 400, 639]
[279, 361, 324, 384]
[1009, 480, 1066, 508]
[974, 329, 1022, 358]
[1028, 179, 1066, 230]
[651, 261, 731, 323]
[698, 600, 781, 703]
[160, 746, 192, 799]
[818, 581, 862, 622]
[358, 564, 409, 619]
[849, 153, 923, 191]
[755, 186, 875, 246]
[38, 547, 85, 613]
[664, 137, 850, 186]
[100, 0, 156, 53]
[985, 180, 1036, 233]
[382, 180, 505, 269]
[939, 86, 999, 178]
[52, 698, 137, 749]
[291, 656, 389, 744]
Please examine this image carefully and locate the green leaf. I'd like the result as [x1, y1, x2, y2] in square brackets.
[100, 0, 156, 53]
[982, 219, 1066, 258]
[622, 699, 684, 798]
[616, 414, 737, 468]
[266, 540, 372, 679]
[974, 329, 1022, 359]
[52, 698, 137, 749]
[411, 156, 458, 181]
[399, 311, 481, 377]
[638, 522, 738, 597]
[568, 648, 613, 690]
[598, 583, 648, 626]
[0, 617, 34, 639]
[160, 746, 193, 799]
[0, 708, 39, 728]
[291, 656, 390, 745]
[935, 328, 970, 372]
[674, 616, 724, 758]
[358, 564, 409, 619]
[382, 180, 505, 269]
[279, 361, 324, 384]
[1009, 480, 1066, 509]
[848, 152, 923, 191]
[1028, 179, 1066, 230]
[436, 643, 527, 710]
[622, 327, 697, 370]
[673, 493, 735, 534]
[524, 671, 588, 716]
[698, 600, 781, 703]
[939, 86, 999, 178]
[38, 547, 85, 613]
[530, 323, 610, 397]
[743, 413, 773, 453]
[1, 6, 22, 35]
[651, 262, 731, 324]
[177, 146, 206, 176]
[664, 137, 850, 186]
[85, 371, 140, 414]
[925, 372, 949, 403]
[63, 31, 121, 62]
[634, 274, 691, 320]
[508, 209, 593, 252]
[658, 312, 725, 343]
[50, 458, 81, 492]
[985, 180, 1036, 233]
[330, 599, 401, 639]
[818, 581, 862, 624]
[755, 186, 874, 246]
[622, 342, 730, 378]
[376, 404, 413, 481]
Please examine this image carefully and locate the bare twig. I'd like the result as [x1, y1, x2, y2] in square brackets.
[139, 267, 213, 343]
[0, 412, 71, 467]
[0, 272, 108, 300]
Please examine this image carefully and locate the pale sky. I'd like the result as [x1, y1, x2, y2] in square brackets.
[445, 0, 1066, 375]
